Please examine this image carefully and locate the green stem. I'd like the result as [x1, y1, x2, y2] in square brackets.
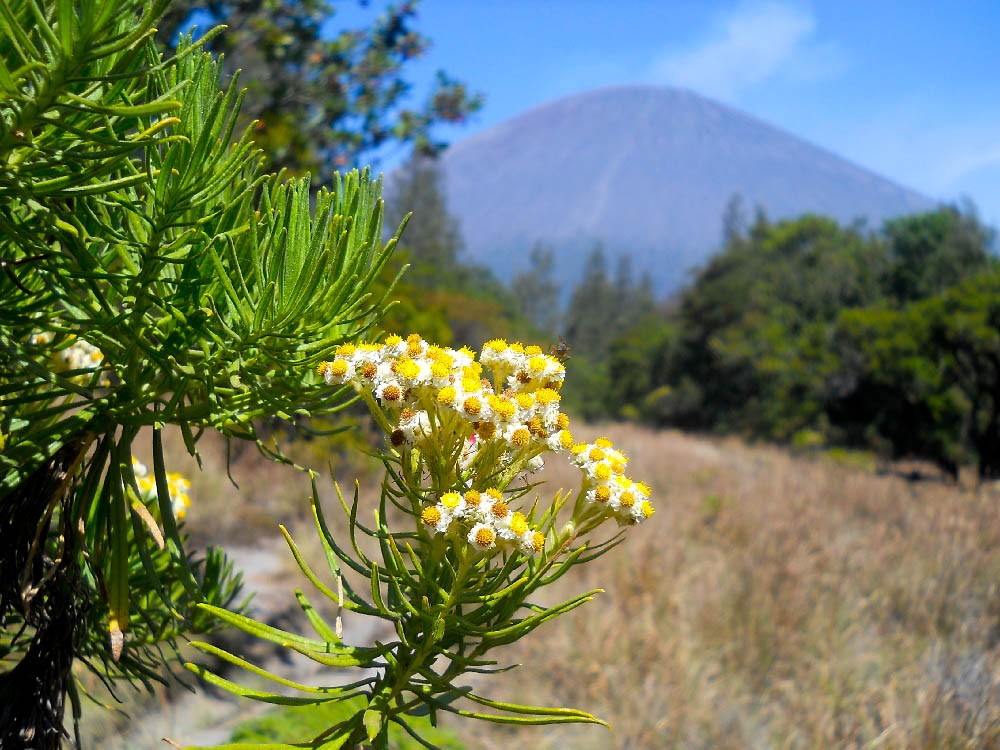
[379, 548, 475, 726]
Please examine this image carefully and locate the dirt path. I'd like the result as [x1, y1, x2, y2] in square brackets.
[92, 538, 389, 749]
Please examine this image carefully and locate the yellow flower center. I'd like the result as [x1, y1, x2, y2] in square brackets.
[527, 417, 545, 437]
[473, 526, 496, 548]
[397, 358, 420, 379]
[535, 388, 559, 405]
[463, 396, 482, 416]
[507, 428, 528, 447]
[492, 400, 514, 420]
[421, 506, 441, 527]
[530, 531, 545, 553]
[515, 393, 534, 409]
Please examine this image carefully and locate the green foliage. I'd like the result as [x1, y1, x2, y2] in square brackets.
[228, 697, 464, 748]
[621, 213, 881, 436]
[925, 271, 1000, 477]
[187, 336, 655, 748]
[386, 155, 464, 283]
[604, 205, 1000, 476]
[831, 270, 1000, 478]
[884, 203, 994, 303]
[0, 1, 399, 744]
[560, 247, 654, 417]
[156, 0, 483, 180]
[511, 242, 560, 333]
[382, 154, 525, 347]
[828, 304, 965, 477]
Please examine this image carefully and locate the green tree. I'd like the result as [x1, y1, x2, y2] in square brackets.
[923, 271, 1000, 478]
[0, 3, 398, 744]
[561, 247, 659, 419]
[383, 154, 522, 347]
[611, 254, 655, 331]
[385, 154, 463, 287]
[511, 242, 560, 333]
[605, 311, 678, 420]
[156, 0, 482, 180]
[827, 306, 964, 478]
[884, 203, 994, 304]
[720, 191, 749, 246]
[654, 214, 885, 436]
[564, 245, 614, 358]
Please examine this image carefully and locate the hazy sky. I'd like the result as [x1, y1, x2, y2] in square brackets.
[334, 1, 1000, 229]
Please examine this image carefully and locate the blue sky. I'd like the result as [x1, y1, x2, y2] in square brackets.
[334, 1, 1000, 229]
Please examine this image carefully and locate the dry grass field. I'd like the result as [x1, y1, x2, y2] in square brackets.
[137, 424, 1000, 749]
[461, 425, 1000, 750]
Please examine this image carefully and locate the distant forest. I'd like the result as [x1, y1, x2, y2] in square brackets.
[387, 157, 1000, 481]
[150, 0, 1000, 482]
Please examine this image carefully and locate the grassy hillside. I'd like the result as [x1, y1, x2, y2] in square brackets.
[106, 425, 1000, 748]
[453, 425, 1000, 749]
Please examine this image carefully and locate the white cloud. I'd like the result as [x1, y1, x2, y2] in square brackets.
[651, 1, 845, 101]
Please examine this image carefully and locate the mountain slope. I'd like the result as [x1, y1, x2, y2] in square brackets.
[439, 85, 934, 294]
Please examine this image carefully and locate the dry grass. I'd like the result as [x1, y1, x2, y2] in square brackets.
[141, 424, 1000, 749]
[151, 423, 382, 546]
[455, 426, 1000, 750]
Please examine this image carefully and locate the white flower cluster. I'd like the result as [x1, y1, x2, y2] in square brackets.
[316, 334, 655, 552]
[132, 457, 192, 521]
[571, 438, 655, 525]
[420, 488, 545, 555]
[317, 335, 574, 463]
[29, 331, 110, 386]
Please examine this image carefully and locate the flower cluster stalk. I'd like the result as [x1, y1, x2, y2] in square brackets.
[190, 334, 654, 749]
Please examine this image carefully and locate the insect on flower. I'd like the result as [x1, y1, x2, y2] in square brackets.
[549, 336, 572, 363]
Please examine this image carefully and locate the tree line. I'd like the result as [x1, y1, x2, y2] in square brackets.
[385, 156, 1000, 481]
[603, 201, 999, 480]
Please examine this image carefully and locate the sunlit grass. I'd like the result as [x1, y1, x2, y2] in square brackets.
[461, 425, 1000, 749]
[107, 424, 1000, 749]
